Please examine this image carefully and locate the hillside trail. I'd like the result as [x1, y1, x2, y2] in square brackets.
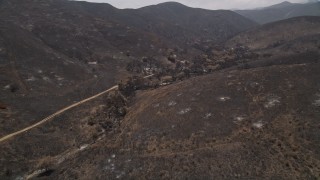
[0, 85, 118, 143]
[0, 74, 154, 143]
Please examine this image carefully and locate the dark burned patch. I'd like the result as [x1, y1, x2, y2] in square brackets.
[4, 168, 12, 177]
[9, 84, 19, 93]
[0, 102, 7, 109]
[37, 169, 55, 177]
[4, 84, 19, 93]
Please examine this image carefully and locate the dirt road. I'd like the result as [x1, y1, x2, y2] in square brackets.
[0, 74, 155, 143]
[0, 85, 118, 143]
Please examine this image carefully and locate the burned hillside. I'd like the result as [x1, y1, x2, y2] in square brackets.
[0, 0, 319, 179]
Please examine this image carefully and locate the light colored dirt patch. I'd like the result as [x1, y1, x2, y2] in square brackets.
[178, 108, 191, 115]
[264, 95, 281, 108]
[252, 120, 264, 128]
[204, 113, 212, 119]
[313, 94, 320, 107]
[168, 101, 177, 107]
[217, 96, 231, 102]
[26, 76, 36, 82]
[233, 116, 246, 124]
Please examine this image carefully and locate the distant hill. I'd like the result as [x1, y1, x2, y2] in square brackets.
[136, 2, 257, 43]
[226, 16, 320, 69]
[227, 16, 320, 51]
[74, 1, 257, 43]
[265, 1, 297, 9]
[235, 1, 320, 24]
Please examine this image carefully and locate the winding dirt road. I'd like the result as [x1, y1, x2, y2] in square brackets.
[0, 85, 119, 143]
[0, 74, 154, 143]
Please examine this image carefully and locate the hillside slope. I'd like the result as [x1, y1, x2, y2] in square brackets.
[4, 62, 317, 179]
[1, 1, 320, 179]
[227, 16, 320, 58]
[236, 1, 320, 24]
[73, 1, 257, 44]
[0, 0, 127, 135]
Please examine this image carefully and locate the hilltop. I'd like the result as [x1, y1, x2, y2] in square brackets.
[235, 1, 320, 24]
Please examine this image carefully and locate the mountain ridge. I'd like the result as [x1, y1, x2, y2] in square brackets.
[235, 1, 320, 24]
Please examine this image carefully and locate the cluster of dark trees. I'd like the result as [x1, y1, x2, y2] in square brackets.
[91, 91, 128, 133]
[104, 92, 127, 118]
[118, 76, 148, 97]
